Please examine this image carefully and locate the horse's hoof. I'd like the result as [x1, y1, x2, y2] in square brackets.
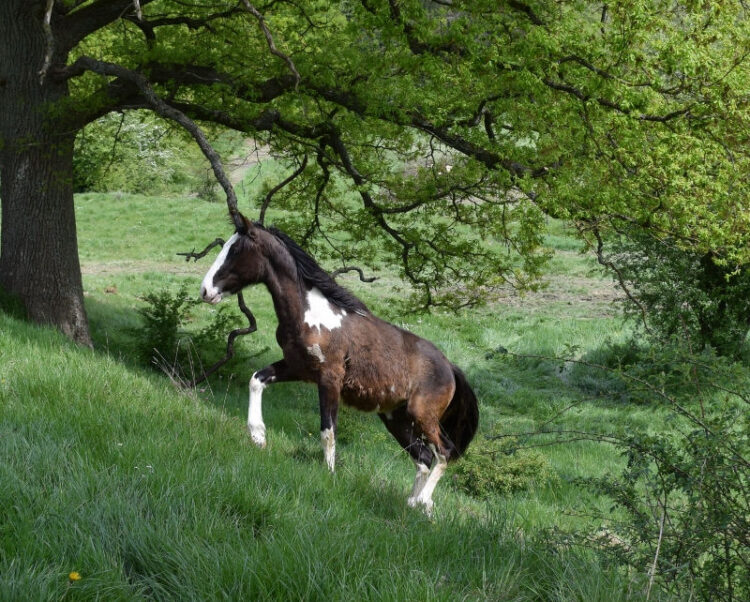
[407, 497, 434, 516]
[248, 426, 266, 448]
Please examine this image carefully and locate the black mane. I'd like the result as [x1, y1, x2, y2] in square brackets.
[267, 226, 369, 314]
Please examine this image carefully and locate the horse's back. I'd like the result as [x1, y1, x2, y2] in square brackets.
[338, 314, 454, 412]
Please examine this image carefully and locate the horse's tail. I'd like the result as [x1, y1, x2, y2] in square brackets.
[440, 365, 479, 461]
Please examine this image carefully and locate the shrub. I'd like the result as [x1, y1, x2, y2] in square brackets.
[134, 287, 197, 369]
[73, 112, 245, 197]
[452, 437, 552, 499]
[597, 229, 750, 358]
[554, 347, 749, 601]
[133, 287, 243, 377]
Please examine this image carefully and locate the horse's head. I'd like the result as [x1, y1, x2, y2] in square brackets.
[200, 213, 265, 304]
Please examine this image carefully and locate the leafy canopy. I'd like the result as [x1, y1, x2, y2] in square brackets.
[55, 0, 750, 309]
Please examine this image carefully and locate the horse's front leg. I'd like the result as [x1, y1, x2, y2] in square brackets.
[318, 375, 342, 472]
[248, 360, 292, 448]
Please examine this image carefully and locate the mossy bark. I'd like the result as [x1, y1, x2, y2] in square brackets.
[0, 0, 91, 346]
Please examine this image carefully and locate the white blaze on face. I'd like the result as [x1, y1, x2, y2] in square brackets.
[200, 233, 239, 304]
[303, 287, 346, 330]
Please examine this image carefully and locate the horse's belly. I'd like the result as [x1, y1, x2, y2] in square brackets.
[341, 385, 405, 413]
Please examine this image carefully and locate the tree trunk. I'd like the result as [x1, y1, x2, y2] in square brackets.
[0, 0, 92, 345]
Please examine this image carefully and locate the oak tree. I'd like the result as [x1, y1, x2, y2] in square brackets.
[1, 1, 748, 345]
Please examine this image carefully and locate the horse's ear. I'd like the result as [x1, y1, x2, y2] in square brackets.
[230, 210, 248, 234]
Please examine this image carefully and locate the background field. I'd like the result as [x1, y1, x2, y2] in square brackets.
[1, 189, 681, 600]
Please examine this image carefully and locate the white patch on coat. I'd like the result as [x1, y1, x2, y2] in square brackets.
[304, 288, 346, 331]
[307, 344, 326, 363]
[247, 372, 268, 448]
[321, 428, 336, 472]
[200, 233, 239, 304]
[389, 385, 396, 394]
[411, 448, 447, 515]
[407, 462, 431, 507]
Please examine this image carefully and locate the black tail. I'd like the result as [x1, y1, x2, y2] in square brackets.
[440, 365, 479, 461]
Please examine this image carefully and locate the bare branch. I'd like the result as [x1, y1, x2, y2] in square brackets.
[258, 154, 309, 225]
[646, 509, 667, 600]
[65, 56, 243, 228]
[190, 292, 259, 387]
[240, 0, 301, 88]
[330, 266, 378, 282]
[177, 238, 226, 262]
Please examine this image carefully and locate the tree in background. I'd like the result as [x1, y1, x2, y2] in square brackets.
[1, 1, 749, 346]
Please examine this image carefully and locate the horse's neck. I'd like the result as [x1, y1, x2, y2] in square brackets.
[263, 270, 306, 335]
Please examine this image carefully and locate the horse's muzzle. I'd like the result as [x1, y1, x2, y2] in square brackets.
[200, 286, 222, 305]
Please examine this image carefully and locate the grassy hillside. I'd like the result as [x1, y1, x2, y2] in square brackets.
[0, 192, 671, 599]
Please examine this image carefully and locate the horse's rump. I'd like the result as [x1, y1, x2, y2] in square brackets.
[439, 365, 479, 460]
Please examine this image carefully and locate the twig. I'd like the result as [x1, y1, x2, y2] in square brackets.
[329, 266, 378, 282]
[258, 154, 308, 225]
[590, 226, 653, 334]
[501, 350, 750, 469]
[177, 238, 226, 262]
[64, 56, 245, 231]
[189, 291, 259, 387]
[240, 0, 301, 88]
[647, 508, 667, 600]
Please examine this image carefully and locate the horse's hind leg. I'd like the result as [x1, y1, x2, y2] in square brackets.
[378, 407, 435, 507]
[248, 360, 292, 447]
[405, 390, 455, 513]
[412, 444, 448, 513]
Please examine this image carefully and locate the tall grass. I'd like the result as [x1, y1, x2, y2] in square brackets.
[0, 192, 675, 599]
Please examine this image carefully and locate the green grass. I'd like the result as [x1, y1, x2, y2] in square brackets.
[0, 192, 676, 599]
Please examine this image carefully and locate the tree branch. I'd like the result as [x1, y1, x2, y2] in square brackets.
[258, 154, 309, 224]
[240, 0, 300, 88]
[507, 1, 545, 26]
[589, 225, 652, 334]
[177, 238, 226, 262]
[60, 0, 156, 51]
[330, 266, 378, 282]
[543, 76, 691, 122]
[65, 56, 244, 228]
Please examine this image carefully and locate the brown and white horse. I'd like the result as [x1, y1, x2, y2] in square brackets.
[199, 213, 478, 512]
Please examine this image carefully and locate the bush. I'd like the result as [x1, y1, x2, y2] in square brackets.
[452, 437, 552, 498]
[73, 112, 181, 194]
[561, 348, 749, 601]
[133, 287, 243, 377]
[134, 287, 197, 369]
[597, 229, 750, 358]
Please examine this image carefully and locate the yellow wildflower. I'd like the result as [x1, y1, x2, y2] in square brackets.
[68, 571, 81, 582]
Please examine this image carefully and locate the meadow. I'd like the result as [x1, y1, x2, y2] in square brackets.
[0, 188, 684, 600]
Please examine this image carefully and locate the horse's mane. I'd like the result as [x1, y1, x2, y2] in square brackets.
[267, 226, 369, 314]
